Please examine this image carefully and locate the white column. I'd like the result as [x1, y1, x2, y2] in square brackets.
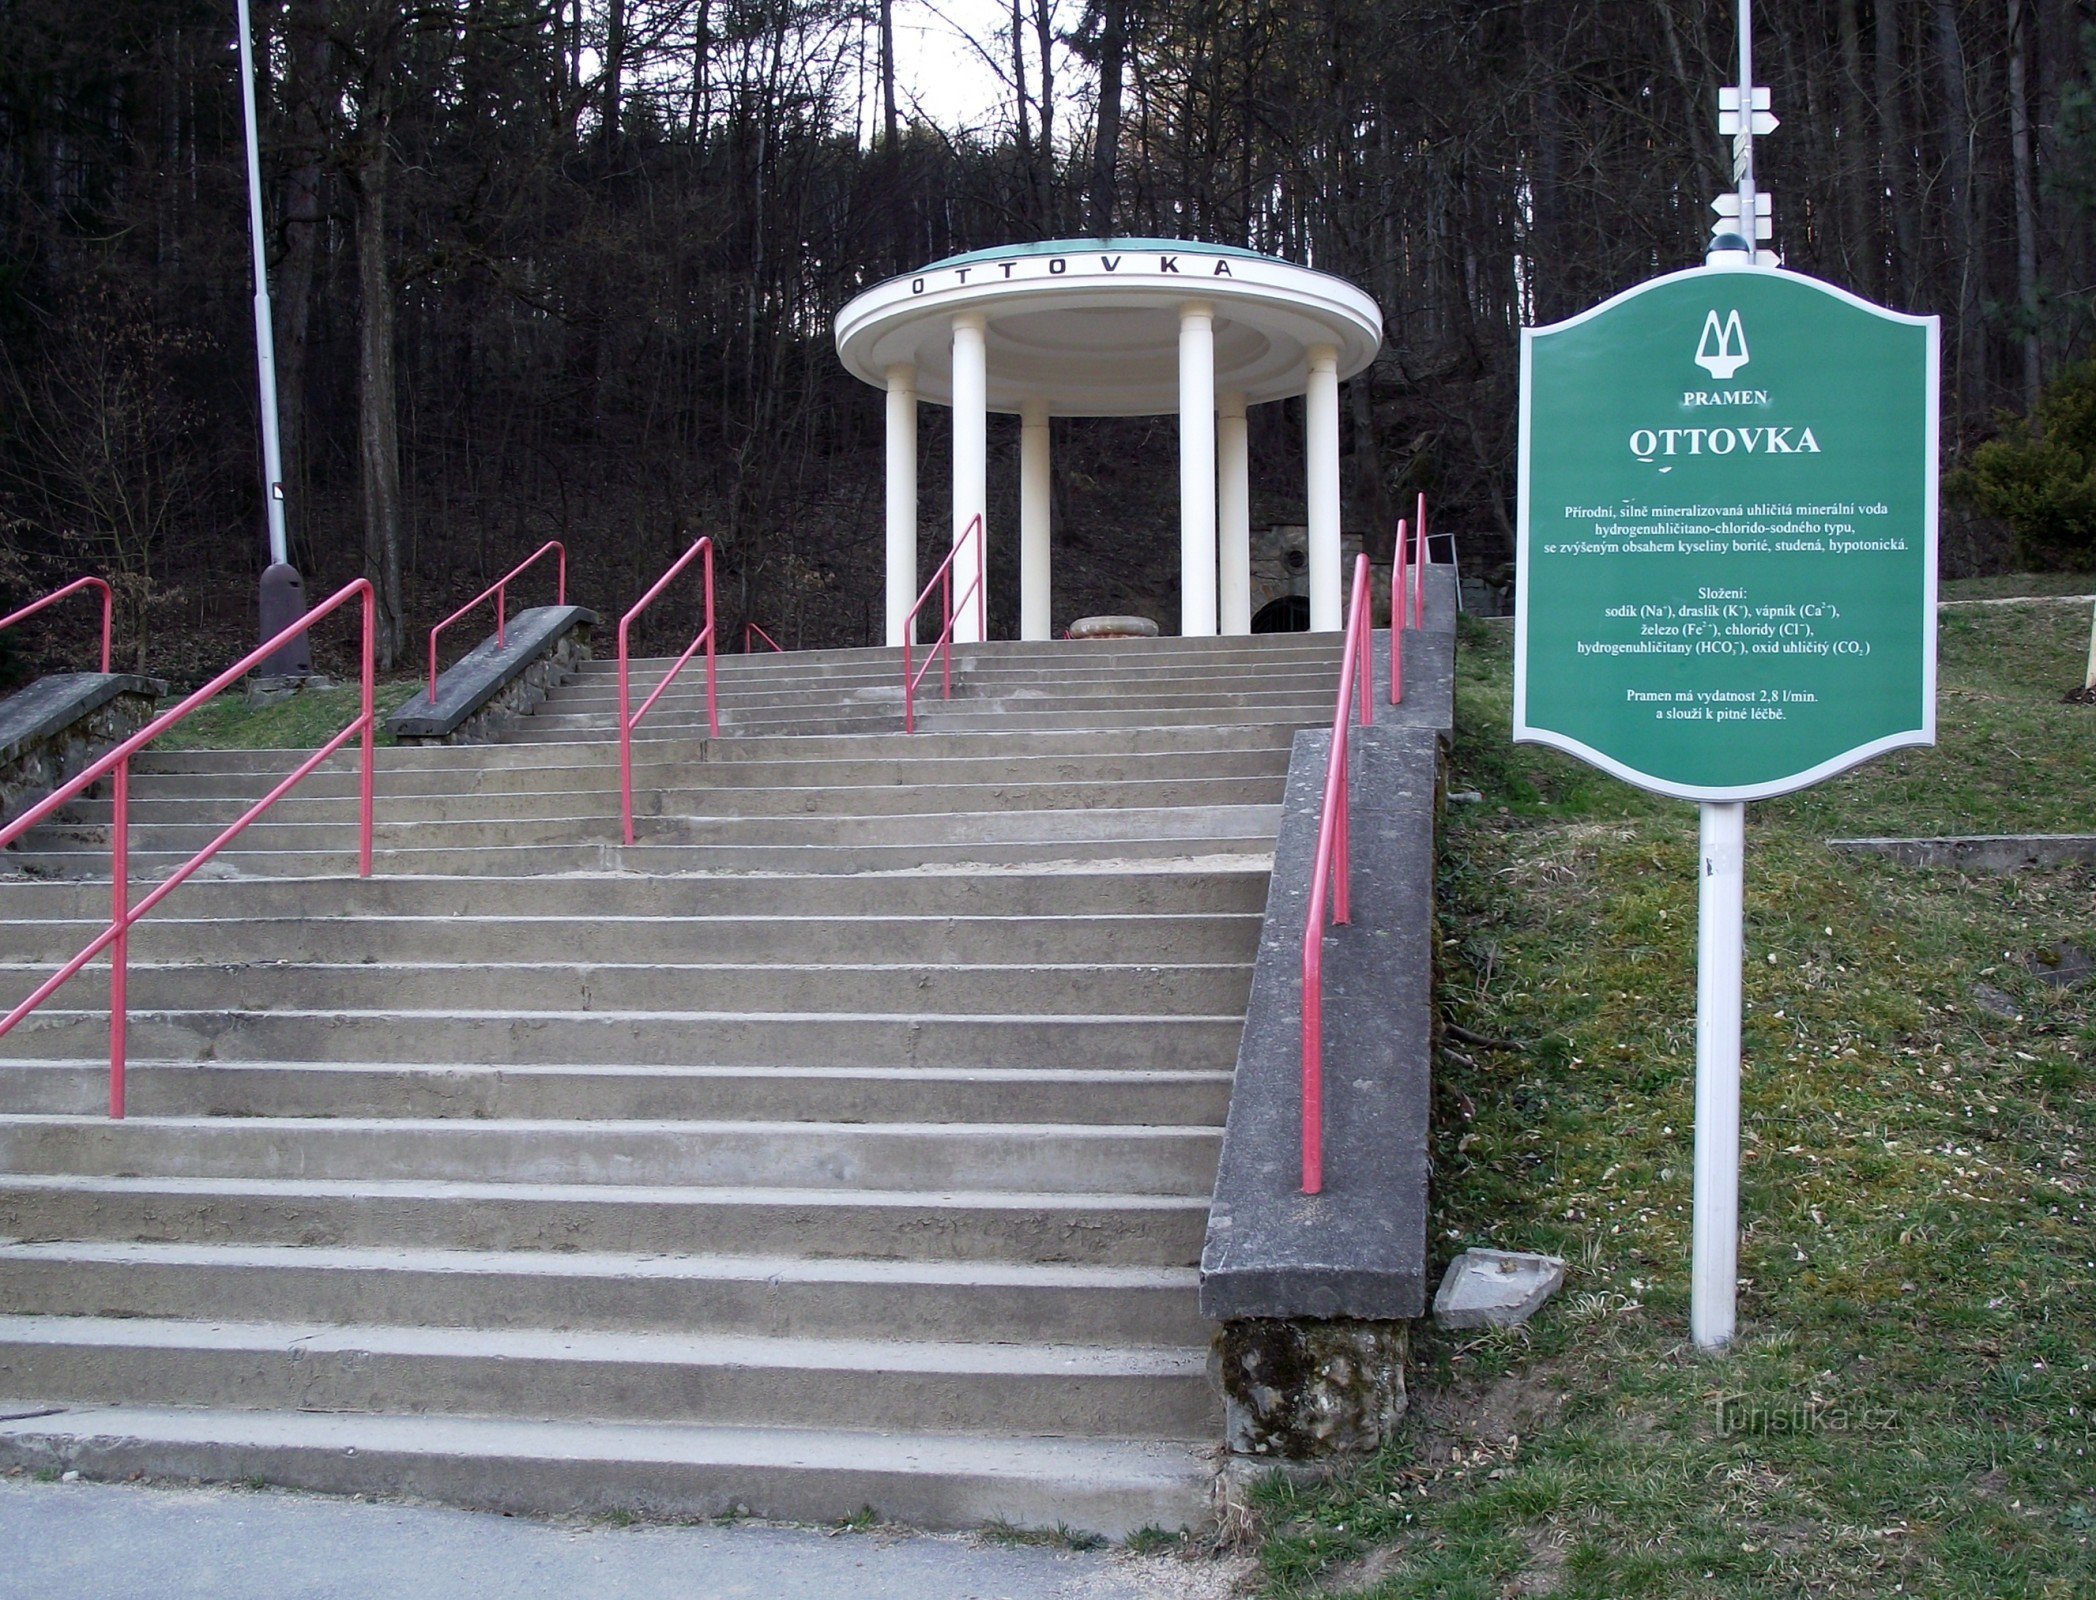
[1691, 801, 1746, 1350]
[951, 313, 989, 644]
[1179, 302, 1218, 638]
[884, 363, 918, 647]
[1019, 399, 1052, 641]
[1305, 343, 1342, 632]
[1218, 392, 1251, 636]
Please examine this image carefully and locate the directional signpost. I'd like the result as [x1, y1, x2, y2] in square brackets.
[1514, 0, 1939, 1350]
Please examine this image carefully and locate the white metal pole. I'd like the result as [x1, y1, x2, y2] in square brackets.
[884, 363, 918, 646]
[1691, 800, 1746, 1350]
[1305, 345, 1342, 632]
[1218, 392, 1252, 636]
[1177, 302, 1218, 638]
[1019, 399, 1052, 641]
[1735, 0, 1761, 264]
[235, 0, 290, 568]
[951, 313, 988, 644]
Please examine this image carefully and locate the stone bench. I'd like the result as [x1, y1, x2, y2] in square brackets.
[385, 605, 597, 746]
[0, 672, 166, 829]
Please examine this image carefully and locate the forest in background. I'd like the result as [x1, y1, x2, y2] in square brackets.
[1, 0, 2091, 678]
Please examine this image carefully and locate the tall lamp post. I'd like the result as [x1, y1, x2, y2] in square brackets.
[235, 0, 312, 678]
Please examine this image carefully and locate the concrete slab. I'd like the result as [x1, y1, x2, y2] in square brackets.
[1431, 1249, 1567, 1330]
[385, 605, 595, 742]
[1198, 723, 1441, 1321]
[1828, 834, 2096, 872]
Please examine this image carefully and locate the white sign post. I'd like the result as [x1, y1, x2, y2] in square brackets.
[1692, 802, 1745, 1347]
[1688, 0, 1769, 1354]
[1515, 0, 1938, 1354]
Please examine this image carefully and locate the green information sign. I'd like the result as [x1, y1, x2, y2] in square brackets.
[1516, 265, 1939, 800]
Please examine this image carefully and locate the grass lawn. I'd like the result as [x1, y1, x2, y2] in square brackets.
[1940, 573, 2096, 601]
[1251, 603, 2096, 1597]
[151, 678, 426, 751]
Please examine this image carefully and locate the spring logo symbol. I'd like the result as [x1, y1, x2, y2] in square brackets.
[1695, 309, 1751, 382]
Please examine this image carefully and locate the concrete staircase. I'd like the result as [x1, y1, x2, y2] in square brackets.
[0, 631, 1353, 1533]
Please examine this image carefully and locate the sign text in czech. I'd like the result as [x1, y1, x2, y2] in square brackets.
[1515, 265, 1939, 801]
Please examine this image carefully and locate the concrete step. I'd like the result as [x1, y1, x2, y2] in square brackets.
[581, 632, 1349, 675]
[0, 911, 1261, 967]
[0, 1315, 1220, 1439]
[507, 706, 1328, 743]
[0, 1405, 1214, 1535]
[0, 867, 1271, 921]
[0, 1172, 1208, 1263]
[580, 633, 1345, 677]
[0, 1060, 1235, 1126]
[0, 1240, 1208, 1346]
[86, 747, 1293, 804]
[0, 1008, 1246, 1068]
[58, 774, 1288, 827]
[36, 795, 1282, 854]
[0, 834, 1279, 879]
[125, 723, 1300, 777]
[0, 959, 1254, 1018]
[540, 666, 1345, 715]
[0, 1115, 1219, 1194]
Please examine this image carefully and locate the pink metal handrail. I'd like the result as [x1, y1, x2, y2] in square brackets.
[619, 536, 717, 846]
[900, 515, 985, 735]
[0, 576, 113, 675]
[0, 579, 376, 1119]
[1411, 492, 1428, 629]
[1390, 517, 1407, 706]
[1301, 554, 1376, 1195]
[744, 622, 782, 654]
[426, 541, 566, 700]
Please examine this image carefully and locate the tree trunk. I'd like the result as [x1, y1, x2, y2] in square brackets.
[352, 149, 405, 668]
[688, 0, 711, 143]
[601, 0, 627, 154]
[1834, 0, 1874, 295]
[1524, 4, 1567, 322]
[1010, 0, 1035, 229]
[1875, 0, 1920, 302]
[1088, 0, 1125, 236]
[275, 0, 331, 564]
[1033, 0, 1056, 229]
[1930, 0, 1981, 435]
[2006, 0, 2041, 412]
[879, 0, 901, 267]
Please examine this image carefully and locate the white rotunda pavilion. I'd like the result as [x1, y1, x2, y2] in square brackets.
[833, 239, 1384, 645]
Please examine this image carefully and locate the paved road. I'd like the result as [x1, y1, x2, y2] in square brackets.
[0, 1476, 1248, 1600]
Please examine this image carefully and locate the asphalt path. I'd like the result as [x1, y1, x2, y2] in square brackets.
[0, 1476, 1250, 1600]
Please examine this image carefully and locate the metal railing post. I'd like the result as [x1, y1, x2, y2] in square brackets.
[0, 576, 115, 676]
[359, 585, 376, 877]
[703, 541, 718, 738]
[1358, 589, 1374, 728]
[900, 515, 982, 734]
[427, 542, 568, 702]
[619, 621, 635, 847]
[1300, 553, 1374, 1194]
[941, 567, 953, 701]
[0, 579, 377, 1118]
[616, 536, 719, 841]
[1413, 494, 1428, 629]
[1391, 518, 1407, 706]
[108, 756, 128, 1120]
